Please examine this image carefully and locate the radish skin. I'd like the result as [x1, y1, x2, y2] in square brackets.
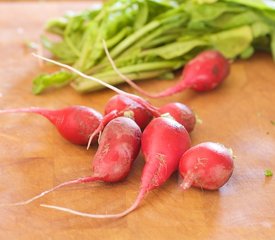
[104, 94, 153, 130]
[159, 102, 196, 132]
[178, 142, 234, 190]
[91, 117, 141, 182]
[41, 116, 191, 218]
[87, 94, 154, 148]
[0, 106, 102, 145]
[0, 117, 141, 207]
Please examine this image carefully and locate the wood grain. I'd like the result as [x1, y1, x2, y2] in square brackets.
[0, 2, 275, 240]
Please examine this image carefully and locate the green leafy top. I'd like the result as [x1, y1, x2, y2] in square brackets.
[32, 0, 275, 94]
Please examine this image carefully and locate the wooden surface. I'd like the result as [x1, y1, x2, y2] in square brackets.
[0, 2, 275, 240]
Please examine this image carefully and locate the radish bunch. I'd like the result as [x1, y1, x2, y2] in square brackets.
[0, 52, 234, 219]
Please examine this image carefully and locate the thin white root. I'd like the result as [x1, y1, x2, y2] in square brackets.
[0, 186, 60, 207]
[87, 131, 98, 150]
[0, 177, 97, 207]
[179, 172, 194, 190]
[102, 40, 154, 98]
[40, 189, 145, 219]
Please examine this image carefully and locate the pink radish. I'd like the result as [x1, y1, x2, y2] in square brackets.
[0, 106, 102, 145]
[104, 94, 153, 130]
[0, 117, 141, 206]
[40, 116, 191, 218]
[178, 142, 234, 190]
[159, 102, 196, 132]
[103, 41, 230, 98]
[90, 117, 141, 182]
[87, 94, 155, 148]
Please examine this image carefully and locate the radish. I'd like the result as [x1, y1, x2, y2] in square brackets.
[159, 102, 196, 133]
[87, 94, 154, 148]
[0, 106, 102, 145]
[103, 41, 230, 98]
[178, 142, 234, 190]
[104, 94, 153, 130]
[0, 117, 141, 206]
[40, 116, 191, 218]
[90, 117, 141, 182]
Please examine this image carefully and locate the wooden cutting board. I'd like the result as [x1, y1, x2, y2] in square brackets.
[0, 2, 274, 240]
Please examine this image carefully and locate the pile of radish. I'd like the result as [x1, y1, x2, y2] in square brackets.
[0, 50, 234, 219]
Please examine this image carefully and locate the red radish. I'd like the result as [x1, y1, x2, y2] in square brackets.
[159, 102, 196, 132]
[90, 117, 141, 182]
[104, 94, 153, 130]
[0, 106, 102, 145]
[40, 116, 191, 218]
[0, 117, 141, 206]
[178, 142, 234, 190]
[87, 94, 154, 148]
[103, 41, 230, 98]
[82, 117, 142, 182]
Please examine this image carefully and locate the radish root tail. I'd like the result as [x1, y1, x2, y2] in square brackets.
[179, 172, 194, 190]
[0, 176, 100, 207]
[87, 110, 119, 149]
[102, 40, 156, 98]
[40, 189, 146, 219]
